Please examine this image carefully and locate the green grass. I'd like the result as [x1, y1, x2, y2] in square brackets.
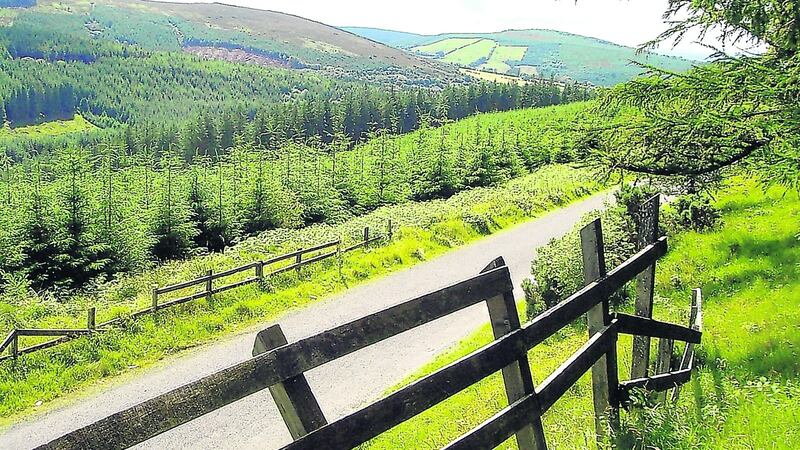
[627, 180, 800, 449]
[0, 115, 96, 138]
[0, 165, 604, 423]
[412, 38, 481, 55]
[442, 39, 497, 66]
[361, 179, 800, 449]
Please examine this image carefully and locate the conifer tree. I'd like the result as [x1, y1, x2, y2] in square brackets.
[150, 152, 196, 260]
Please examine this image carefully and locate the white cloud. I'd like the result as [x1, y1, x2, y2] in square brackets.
[157, 0, 726, 59]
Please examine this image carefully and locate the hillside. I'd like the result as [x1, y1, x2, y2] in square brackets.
[5, 0, 457, 84]
[343, 27, 698, 86]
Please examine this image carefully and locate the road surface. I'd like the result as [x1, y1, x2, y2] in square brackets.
[0, 192, 609, 450]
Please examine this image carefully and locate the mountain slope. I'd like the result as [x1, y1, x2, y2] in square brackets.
[16, 0, 456, 83]
[343, 27, 698, 86]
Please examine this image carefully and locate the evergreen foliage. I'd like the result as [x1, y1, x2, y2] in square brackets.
[0, 103, 590, 290]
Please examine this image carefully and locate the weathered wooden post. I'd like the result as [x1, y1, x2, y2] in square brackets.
[205, 270, 213, 302]
[631, 194, 660, 379]
[87, 307, 96, 331]
[255, 261, 264, 281]
[295, 248, 303, 275]
[363, 226, 370, 248]
[253, 324, 327, 439]
[10, 331, 18, 359]
[672, 288, 702, 402]
[580, 218, 620, 442]
[481, 257, 548, 450]
[655, 338, 674, 402]
[387, 219, 393, 241]
[151, 284, 159, 311]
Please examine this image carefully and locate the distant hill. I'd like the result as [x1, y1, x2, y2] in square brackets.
[343, 27, 698, 86]
[9, 0, 457, 85]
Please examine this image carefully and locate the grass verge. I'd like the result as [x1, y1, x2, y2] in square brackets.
[0, 165, 604, 423]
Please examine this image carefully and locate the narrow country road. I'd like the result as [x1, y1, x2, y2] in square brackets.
[1, 192, 609, 450]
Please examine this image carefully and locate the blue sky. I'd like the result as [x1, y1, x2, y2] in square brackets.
[161, 0, 729, 59]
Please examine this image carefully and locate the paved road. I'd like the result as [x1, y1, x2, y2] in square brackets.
[1, 192, 608, 450]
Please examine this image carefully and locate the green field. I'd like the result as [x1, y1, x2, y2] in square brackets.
[442, 39, 497, 65]
[362, 180, 800, 449]
[0, 164, 604, 421]
[412, 38, 481, 55]
[412, 38, 522, 70]
[481, 45, 527, 73]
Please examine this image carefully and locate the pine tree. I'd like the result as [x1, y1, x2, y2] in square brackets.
[57, 147, 110, 288]
[188, 168, 226, 252]
[150, 153, 196, 260]
[19, 168, 65, 290]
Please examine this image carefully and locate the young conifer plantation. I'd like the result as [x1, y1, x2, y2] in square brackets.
[0, 103, 590, 292]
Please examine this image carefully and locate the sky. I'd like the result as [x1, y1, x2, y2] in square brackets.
[160, 0, 726, 60]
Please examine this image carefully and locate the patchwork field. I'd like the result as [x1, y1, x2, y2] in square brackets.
[412, 37, 481, 55]
[460, 68, 528, 85]
[347, 27, 698, 85]
[441, 39, 497, 65]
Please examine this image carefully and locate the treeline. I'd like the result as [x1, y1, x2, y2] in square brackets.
[0, 11, 126, 62]
[0, 53, 331, 127]
[146, 80, 588, 161]
[0, 58, 589, 158]
[2, 83, 81, 127]
[0, 103, 589, 292]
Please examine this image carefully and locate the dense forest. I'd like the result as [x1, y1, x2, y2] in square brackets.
[0, 73, 587, 160]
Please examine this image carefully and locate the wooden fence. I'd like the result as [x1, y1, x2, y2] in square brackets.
[0, 221, 391, 363]
[37, 205, 704, 450]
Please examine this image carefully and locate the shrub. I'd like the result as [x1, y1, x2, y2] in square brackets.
[665, 194, 721, 232]
[525, 203, 638, 319]
[615, 183, 659, 223]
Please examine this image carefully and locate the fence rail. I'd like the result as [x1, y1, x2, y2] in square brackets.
[1, 221, 392, 363]
[38, 197, 706, 450]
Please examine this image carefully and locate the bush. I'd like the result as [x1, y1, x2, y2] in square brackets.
[524, 203, 638, 319]
[665, 194, 721, 232]
[615, 183, 659, 222]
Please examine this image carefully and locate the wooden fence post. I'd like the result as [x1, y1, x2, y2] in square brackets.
[11, 331, 18, 359]
[387, 219, 393, 241]
[295, 248, 303, 274]
[151, 284, 159, 311]
[205, 270, 213, 302]
[481, 257, 548, 450]
[672, 288, 702, 402]
[655, 338, 674, 402]
[255, 261, 264, 281]
[87, 307, 96, 331]
[363, 226, 370, 247]
[580, 219, 620, 443]
[253, 324, 327, 440]
[631, 195, 660, 379]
